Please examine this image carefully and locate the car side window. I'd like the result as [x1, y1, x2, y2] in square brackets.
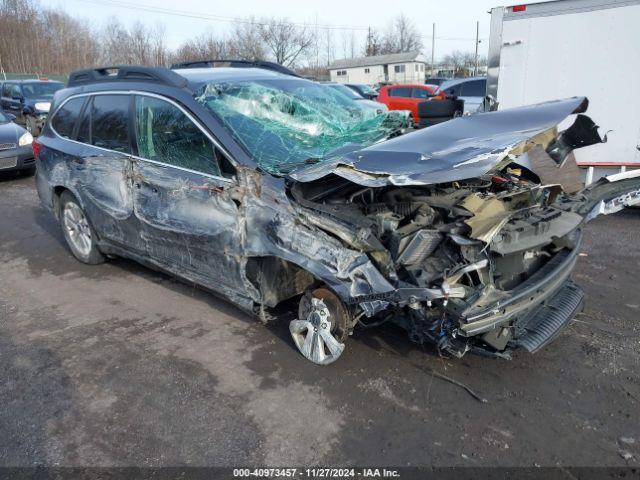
[412, 88, 429, 99]
[3, 84, 20, 98]
[90, 95, 131, 153]
[134, 95, 233, 178]
[51, 97, 86, 139]
[445, 85, 462, 97]
[461, 79, 486, 97]
[76, 97, 92, 144]
[389, 87, 411, 98]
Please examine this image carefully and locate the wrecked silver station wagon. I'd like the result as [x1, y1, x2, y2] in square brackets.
[35, 64, 640, 365]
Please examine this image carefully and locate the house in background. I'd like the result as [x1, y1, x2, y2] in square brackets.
[328, 51, 428, 86]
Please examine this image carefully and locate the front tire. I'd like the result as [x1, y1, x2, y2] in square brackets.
[290, 287, 350, 365]
[25, 116, 40, 136]
[59, 191, 105, 265]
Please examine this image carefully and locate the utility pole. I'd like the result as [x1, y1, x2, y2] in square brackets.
[474, 20, 480, 76]
[431, 23, 435, 77]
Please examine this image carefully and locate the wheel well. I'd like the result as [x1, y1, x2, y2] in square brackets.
[52, 186, 67, 219]
[245, 256, 317, 308]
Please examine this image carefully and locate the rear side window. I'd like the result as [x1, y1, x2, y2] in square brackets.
[412, 88, 430, 99]
[51, 97, 85, 139]
[461, 79, 486, 97]
[388, 87, 411, 98]
[134, 95, 233, 178]
[90, 95, 131, 153]
[445, 84, 462, 96]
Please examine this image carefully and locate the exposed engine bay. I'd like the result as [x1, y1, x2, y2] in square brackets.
[289, 164, 590, 359]
[281, 99, 640, 363]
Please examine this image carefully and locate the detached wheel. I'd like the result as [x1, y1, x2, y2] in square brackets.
[289, 287, 350, 365]
[59, 191, 104, 264]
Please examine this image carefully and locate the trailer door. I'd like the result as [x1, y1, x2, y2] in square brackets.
[489, 1, 640, 166]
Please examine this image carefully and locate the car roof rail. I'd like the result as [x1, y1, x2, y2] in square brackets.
[67, 66, 188, 88]
[170, 59, 300, 77]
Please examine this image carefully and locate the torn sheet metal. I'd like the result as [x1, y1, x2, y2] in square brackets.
[521, 146, 584, 194]
[288, 97, 594, 186]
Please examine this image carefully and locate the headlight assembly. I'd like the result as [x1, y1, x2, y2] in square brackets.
[34, 102, 51, 112]
[18, 132, 33, 146]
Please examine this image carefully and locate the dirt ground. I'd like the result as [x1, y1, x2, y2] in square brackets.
[0, 172, 638, 467]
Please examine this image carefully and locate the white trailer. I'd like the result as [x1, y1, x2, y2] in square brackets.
[487, 0, 640, 182]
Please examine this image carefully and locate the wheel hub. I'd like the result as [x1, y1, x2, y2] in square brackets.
[63, 203, 92, 257]
[290, 296, 345, 365]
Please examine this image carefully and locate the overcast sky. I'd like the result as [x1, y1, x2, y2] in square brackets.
[38, 0, 533, 60]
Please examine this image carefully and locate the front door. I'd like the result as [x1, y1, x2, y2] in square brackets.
[388, 87, 418, 120]
[129, 94, 245, 295]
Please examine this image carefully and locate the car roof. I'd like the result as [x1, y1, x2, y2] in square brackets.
[173, 67, 300, 90]
[439, 76, 486, 89]
[382, 84, 436, 91]
[384, 84, 425, 88]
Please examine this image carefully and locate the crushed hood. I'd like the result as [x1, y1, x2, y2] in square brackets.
[288, 97, 597, 186]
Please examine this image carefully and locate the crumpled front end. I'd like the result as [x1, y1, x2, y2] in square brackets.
[286, 97, 640, 358]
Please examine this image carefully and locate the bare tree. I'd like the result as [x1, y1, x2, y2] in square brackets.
[0, 0, 100, 74]
[339, 29, 358, 60]
[173, 31, 229, 63]
[364, 27, 383, 57]
[227, 19, 266, 61]
[258, 17, 315, 67]
[442, 50, 476, 76]
[324, 28, 334, 67]
[381, 14, 423, 54]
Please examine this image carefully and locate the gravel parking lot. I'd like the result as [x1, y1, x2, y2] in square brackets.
[1, 172, 639, 467]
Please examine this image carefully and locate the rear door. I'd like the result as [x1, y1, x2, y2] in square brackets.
[129, 94, 244, 294]
[60, 93, 141, 252]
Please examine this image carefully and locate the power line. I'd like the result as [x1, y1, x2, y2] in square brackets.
[77, 0, 371, 30]
[74, 0, 486, 41]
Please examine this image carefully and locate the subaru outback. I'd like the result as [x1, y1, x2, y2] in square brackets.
[34, 64, 640, 365]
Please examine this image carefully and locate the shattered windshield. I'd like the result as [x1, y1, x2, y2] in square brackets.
[195, 78, 407, 175]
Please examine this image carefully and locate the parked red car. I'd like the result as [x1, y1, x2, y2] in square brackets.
[376, 84, 443, 121]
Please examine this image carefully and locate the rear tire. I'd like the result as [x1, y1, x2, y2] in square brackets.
[59, 191, 105, 265]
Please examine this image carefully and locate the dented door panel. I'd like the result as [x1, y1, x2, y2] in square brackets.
[131, 158, 245, 295]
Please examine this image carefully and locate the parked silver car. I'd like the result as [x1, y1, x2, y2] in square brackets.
[438, 77, 487, 114]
